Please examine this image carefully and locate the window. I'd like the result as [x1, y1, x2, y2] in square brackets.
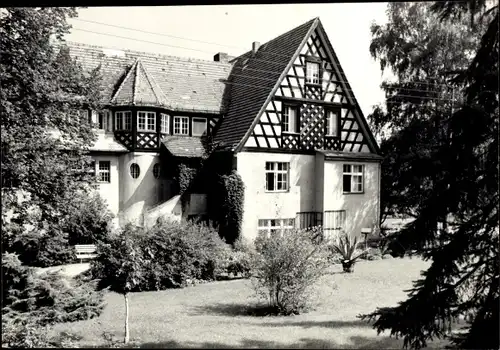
[115, 111, 132, 131]
[137, 111, 156, 132]
[97, 110, 112, 131]
[173, 116, 189, 135]
[282, 105, 299, 133]
[97, 161, 111, 183]
[265, 162, 289, 192]
[153, 163, 161, 179]
[130, 163, 140, 179]
[325, 110, 339, 137]
[306, 61, 320, 84]
[323, 210, 346, 240]
[160, 113, 169, 134]
[192, 118, 207, 136]
[258, 219, 295, 239]
[343, 164, 364, 193]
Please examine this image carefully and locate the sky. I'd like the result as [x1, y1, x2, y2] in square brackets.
[65, 4, 390, 117]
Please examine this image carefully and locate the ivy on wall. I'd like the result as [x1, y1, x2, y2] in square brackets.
[207, 171, 245, 245]
[171, 137, 245, 245]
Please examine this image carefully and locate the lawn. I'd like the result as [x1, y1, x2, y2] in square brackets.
[51, 257, 452, 348]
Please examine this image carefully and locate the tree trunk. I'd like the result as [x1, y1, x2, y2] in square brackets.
[124, 293, 130, 344]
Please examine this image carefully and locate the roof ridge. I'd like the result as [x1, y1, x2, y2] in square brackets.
[111, 59, 139, 103]
[232, 17, 319, 61]
[137, 60, 168, 105]
[233, 18, 319, 151]
[132, 59, 140, 104]
[64, 41, 233, 66]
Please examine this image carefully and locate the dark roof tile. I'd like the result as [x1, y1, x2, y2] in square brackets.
[162, 136, 205, 158]
[213, 18, 318, 149]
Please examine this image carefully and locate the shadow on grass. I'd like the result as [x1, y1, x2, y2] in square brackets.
[188, 302, 281, 317]
[139, 335, 406, 349]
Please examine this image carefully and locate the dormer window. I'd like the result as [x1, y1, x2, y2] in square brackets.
[282, 105, 299, 133]
[173, 116, 189, 135]
[138, 111, 156, 132]
[306, 61, 320, 84]
[192, 117, 207, 137]
[115, 111, 132, 131]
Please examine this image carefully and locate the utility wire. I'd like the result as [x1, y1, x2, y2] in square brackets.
[72, 18, 246, 51]
[68, 28, 460, 97]
[70, 20, 463, 90]
[70, 27, 462, 92]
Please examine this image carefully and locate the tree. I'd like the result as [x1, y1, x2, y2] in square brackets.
[360, 1, 499, 348]
[91, 228, 145, 344]
[1, 8, 103, 265]
[367, 2, 489, 222]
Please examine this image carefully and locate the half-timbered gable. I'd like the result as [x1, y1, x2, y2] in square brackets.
[234, 18, 378, 154]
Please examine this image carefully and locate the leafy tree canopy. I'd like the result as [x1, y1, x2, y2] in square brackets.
[1, 8, 108, 265]
[361, 1, 498, 349]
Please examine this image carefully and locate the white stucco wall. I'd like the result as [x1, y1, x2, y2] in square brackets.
[92, 155, 120, 217]
[236, 151, 316, 241]
[322, 160, 381, 238]
[118, 152, 162, 225]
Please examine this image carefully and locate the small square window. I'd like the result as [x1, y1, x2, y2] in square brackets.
[192, 118, 207, 136]
[138, 111, 156, 132]
[173, 116, 189, 135]
[97, 161, 110, 183]
[265, 161, 289, 192]
[343, 164, 364, 193]
[306, 61, 320, 84]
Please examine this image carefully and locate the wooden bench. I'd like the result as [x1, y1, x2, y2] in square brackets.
[75, 244, 97, 263]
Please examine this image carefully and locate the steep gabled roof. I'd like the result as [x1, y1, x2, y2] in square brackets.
[111, 59, 167, 105]
[213, 18, 318, 149]
[315, 21, 380, 154]
[66, 43, 232, 113]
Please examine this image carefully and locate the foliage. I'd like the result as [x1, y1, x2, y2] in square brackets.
[91, 220, 231, 291]
[329, 233, 369, 272]
[177, 163, 197, 195]
[250, 228, 329, 315]
[360, 2, 499, 349]
[62, 191, 115, 246]
[209, 171, 245, 245]
[3, 190, 113, 267]
[1, 8, 103, 266]
[368, 3, 489, 222]
[1, 253, 105, 348]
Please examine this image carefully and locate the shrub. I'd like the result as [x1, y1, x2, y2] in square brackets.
[61, 192, 114, 246]
[91, 220, 232, 291]
[4, 190, 114, 267]
[250, 228, 329, 315]
[2, 253, 105, 347]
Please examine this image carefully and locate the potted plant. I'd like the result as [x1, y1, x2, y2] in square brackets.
[330, 233, 368, 273]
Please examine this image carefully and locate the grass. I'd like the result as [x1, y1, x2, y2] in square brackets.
[50, 257, 453, 348]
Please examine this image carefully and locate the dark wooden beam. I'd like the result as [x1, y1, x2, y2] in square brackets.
[273, 95, 351, 108]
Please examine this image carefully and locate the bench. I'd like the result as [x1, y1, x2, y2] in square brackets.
[75, 244, 97, 263]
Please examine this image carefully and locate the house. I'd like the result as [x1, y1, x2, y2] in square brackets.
[66, 17, 382, 241]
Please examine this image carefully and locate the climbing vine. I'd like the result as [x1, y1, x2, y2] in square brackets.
[208, 171, 245, 245]
[172, 137, 245, 244]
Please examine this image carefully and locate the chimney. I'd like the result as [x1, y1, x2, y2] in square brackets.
[213, 52, 228, 63]
[252, 41, 260, 54]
